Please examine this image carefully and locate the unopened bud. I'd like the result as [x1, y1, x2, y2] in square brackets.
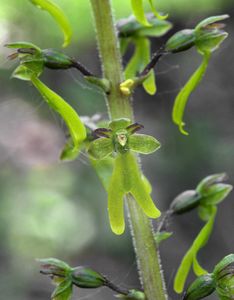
[170, 190, 201, 214]
[196, 173, 232, 206]
[183, 274, 215, 300]
[38, 258, 71, 277]
[213, 254, 234, 299]
[71, 266, 106, 288]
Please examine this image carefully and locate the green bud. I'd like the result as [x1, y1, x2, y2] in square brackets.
[194, 15, 229, 54]
[42, 49, 74, 69]
[165, 29, 196, 53]
[213, 254, 234, 300]
[170, 190, 201, 214]
[183, 274, 215, 300]
[195, 30, 228, 54]
[199, 183, 232, 206]
[196, 173, 227, 194]
[71, 267, 105, 288]
[37, 258, 71, 277]
[196, 173, 232, 206]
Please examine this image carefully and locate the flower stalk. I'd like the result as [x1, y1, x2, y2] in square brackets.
[90, 0, 167, 299]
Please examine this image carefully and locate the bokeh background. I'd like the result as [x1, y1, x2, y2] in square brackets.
[0, 0, 233, 299]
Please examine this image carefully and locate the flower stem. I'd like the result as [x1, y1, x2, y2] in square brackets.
[90, 1, 168, 299]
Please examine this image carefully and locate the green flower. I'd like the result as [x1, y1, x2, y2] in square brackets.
[88, 118, 161, 235]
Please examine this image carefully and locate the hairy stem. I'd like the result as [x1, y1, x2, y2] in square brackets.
[90, 1, 167, 299]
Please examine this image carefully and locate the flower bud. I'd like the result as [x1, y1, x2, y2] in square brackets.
[38, 258, 71, 277]
[196, 173, 232, 206]
[42, 49, 74, 69]
[195, 30, 228, 53]
[183, 274, 215, 300]
[170, 190, 201, 214]
[213, 254, 234, 299]
[71, 266, 106, 288]
[165, 29, 196, 53]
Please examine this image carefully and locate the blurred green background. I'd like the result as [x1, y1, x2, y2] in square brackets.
[0, 0, 233, 299]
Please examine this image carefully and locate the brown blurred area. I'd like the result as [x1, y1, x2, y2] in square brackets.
[0, 0, 233, 299]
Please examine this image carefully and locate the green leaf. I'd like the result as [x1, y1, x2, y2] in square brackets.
[130, 0, 151, 27]
[195, 15, 229, 31]
[60, 139, 81, 161]
[29, 0, 72, 47]
[148, 0, 168, 20]
[12, 63, 43, 81]
[52, 280, 73, 300]
[125, 38, 156, 95]
[128, 134, 161, 154]
[172, 51, 211, 135]
[31, 76, 86, 159]
[5, 41, 41, 53]
[88, 138, 113, 160]
[154, 231, 172, 245]
[174, 206, 217, 293]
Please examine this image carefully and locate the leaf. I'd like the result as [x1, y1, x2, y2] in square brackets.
[128, 134, 161, 154]
[52, 279, 73, 300]
[155, 231, 172, 245]
[12, 63, 43, 81]
[31, 76, 86, 159]
[5, 41, 41, 53]
[172, 51, 211, 135]
[60, 139, 81, 161]
[148, 0, 168, 20]
[173, 206, 217, 293]
[125, 38, 156, 95]
[130, 0, 151, 27]
[195, 15, 229, 31]
[88, 138, 113, 160]
[29, 0, 72, 47]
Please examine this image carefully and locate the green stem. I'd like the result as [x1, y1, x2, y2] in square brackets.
[90, 1, 167, 299]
